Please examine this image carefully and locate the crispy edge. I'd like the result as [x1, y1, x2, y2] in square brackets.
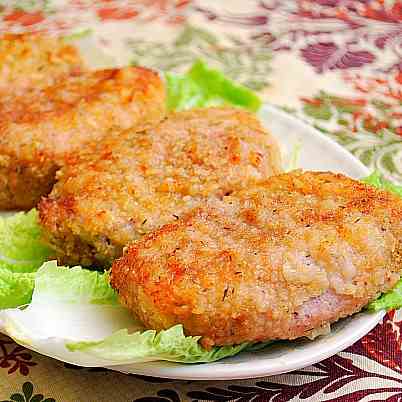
[110, 171, 402, 346]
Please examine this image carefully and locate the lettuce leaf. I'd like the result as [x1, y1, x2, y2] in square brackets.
[0, 269, 35, 309]
[0, 210, 52, 309]
[67, 326, 248, 364]
[0, 210, 52, 273]
[32, 261, 118, 306]
[367, 280, 402, 312]
[166, 60, 261, 112]
[362, 171, 402, 198]
[0, 262, 249, 365]
[364, 173, 402, 312]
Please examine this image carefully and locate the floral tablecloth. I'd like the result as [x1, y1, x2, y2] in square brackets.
[0, 1, 402, 401]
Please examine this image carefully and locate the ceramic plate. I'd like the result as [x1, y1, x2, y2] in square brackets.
[0, 104, 384, 380]
[97, 104, 383, 380]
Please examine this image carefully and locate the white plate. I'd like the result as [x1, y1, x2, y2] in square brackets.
[100, 104, 383, 380]
[1, 104, 384, 381]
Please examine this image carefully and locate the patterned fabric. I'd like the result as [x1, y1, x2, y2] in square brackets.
[0, 1, 402, 400]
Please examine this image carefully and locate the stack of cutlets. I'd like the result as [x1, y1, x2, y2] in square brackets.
[39, 107, 282, 265]
[0, 34, 166, 210]
[3, 34, 401, 349]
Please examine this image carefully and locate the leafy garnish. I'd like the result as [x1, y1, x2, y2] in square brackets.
[362, 171, 402, 198]
[0, 262, 250, 365]
[0, 210, 52, 273]
[0, 210, 52, 309]
[365, 172, 402, 312]
[166, 60, 261, 112]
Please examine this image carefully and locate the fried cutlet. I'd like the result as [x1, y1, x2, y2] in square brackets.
[110, 171, 402, 348]
[0, 33, 84, 92]
[39, 107, 282, 266]
[0, 66, 166, 209]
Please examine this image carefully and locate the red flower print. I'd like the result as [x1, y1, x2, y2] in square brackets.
[97, 7, 138, 21]
[358, 312, 402, 372]
[3, 10, 44, 26]
[0, 336, 37, 376]
[301, 42, 375, 73]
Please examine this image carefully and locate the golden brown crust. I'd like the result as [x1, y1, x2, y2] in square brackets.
[0, 66, 166, 210]
[39, 107, 282, 266]
[0, 33, 85, 91]
[110, 171, 402, 347]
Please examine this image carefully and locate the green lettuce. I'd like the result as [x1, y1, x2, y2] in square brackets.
[0, 269, 35, 309]
[32, 261, 118, 305]
[67, 326, 248, 364]
[364, 173, 402, 312]
[362, 171, 402, 198]
[166, 60, 261, 112]
[0, 262, 249, 365]
[0, 210, 52, 309]
[0, 210, 52, 273]
[368, 281, 402, 312]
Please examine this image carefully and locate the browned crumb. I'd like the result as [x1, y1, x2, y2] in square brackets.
[110, 171, 402, 347]
[0, 66, 166, 209]
[0, 33, 85, 92]
[39, 107, 282, 266]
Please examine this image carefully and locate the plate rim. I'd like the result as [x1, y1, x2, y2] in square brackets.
[109, 311, 385, 380]
[260, 103, 370, 176]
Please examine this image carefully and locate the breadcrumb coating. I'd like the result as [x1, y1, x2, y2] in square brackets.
[0, 66, 166, 209]
[39, 107, 282, 266]
[0, 33, 84, 92]
[110, 171, 402, 348]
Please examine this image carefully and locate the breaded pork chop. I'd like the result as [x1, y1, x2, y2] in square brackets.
[0, 66, 165, 209]
[39, 107, 282, 266]
[110, 171, 402, 348]
[0, 33, 84, 92]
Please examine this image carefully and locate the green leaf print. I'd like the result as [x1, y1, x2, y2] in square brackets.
[0, 0, 53, 12]
[299, 91, 402, 184]
[1, 382, 55, 402]
[128, 24, 272, 91]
